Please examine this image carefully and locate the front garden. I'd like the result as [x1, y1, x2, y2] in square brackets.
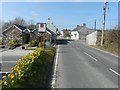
[2, 45, 56, 88]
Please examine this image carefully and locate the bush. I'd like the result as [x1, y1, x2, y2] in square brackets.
[2, 47, 55, 88]
[7, 38, 19, 49]
[0, 39, 2, 45]
[27, 41, 37, 47]
[38, 41, 44, 48]
[103, 42, 118, 53]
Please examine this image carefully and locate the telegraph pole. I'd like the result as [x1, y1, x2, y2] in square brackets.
[94, 19, 96, 31]
[101, 0, 107, 46]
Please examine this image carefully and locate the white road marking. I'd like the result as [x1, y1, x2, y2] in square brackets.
[2, 61, 17, 63]
[109, 68, 120, 77]
[84, 52, 98, 61]
[0, 71, 11, 74]
[51, 45, 59, 88]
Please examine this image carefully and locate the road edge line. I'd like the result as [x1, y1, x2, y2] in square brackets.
[51, 45, 59, 88]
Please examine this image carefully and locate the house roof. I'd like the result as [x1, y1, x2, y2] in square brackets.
[14, 24, 27, 31]
[72, 26, 85, 31]
[3, 24, 56, 35]
[2, 24, 34, 33]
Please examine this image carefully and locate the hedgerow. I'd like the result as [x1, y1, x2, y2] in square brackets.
[2, 47, 56, 88]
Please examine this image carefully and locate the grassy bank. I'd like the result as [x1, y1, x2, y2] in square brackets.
[92, 42, 118, 55]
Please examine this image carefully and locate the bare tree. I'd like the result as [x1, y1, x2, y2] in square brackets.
[13, 17, 26, 26]
[2, 20, 14, 31]
[28, 20, 35, 26]
[0, 19, 3, 35]
[2, 17, 26, 31]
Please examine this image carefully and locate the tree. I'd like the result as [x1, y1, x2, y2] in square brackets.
[2, 20, 14, 31]
[28, 20, 35, 26]
[2, 17, 26, 31]
[0, 19, 3, 35]
[13, 17, 26, 26]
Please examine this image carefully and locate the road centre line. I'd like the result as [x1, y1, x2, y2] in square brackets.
[83, 52, 120, 77]
[109, 68, 120, 77]
[84, 52, 98, 61]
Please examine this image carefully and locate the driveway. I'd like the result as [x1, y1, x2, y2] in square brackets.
[0, 48, 33, 73]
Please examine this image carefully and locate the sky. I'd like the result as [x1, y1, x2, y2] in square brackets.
[1, 1, 118, 30]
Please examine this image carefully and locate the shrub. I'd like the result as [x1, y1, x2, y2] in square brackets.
[0, 39, 2, 45]
[7, 38, 19, 48]
[103, 42, 118, 53]
[2, 47, 55, 88]
[27, 41, 37, 47]
[38, 41, 44, 48]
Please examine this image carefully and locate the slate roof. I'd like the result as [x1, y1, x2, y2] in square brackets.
[3, 24, 34, 33]
[14, 24, 27, 31]
[3, 24, 56, 35]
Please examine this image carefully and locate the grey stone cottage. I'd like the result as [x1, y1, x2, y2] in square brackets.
[2, 24, 57, 45]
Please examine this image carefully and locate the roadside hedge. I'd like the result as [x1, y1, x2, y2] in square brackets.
[2, 46, 56, 88]
[27, 41, 38, 47]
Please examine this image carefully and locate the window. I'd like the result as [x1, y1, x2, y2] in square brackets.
[74, 34, 77, 37]
[40, 24, 44, 28]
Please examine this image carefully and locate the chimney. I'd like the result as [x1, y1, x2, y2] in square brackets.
[82, 23, 86, 27]
[48, 18, 51, 23]
[77, 25, 79, 28]
[48, 18, 50, 21]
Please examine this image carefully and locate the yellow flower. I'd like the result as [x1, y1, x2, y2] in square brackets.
[26, 67, 28, 70]
[12, 80, 14, 83]
[15, 73, 17, 76]
[8, 74, 10, 77]
[2, 76, 6, 79]
[10, 74, 14, 79]
[18, 71, 21, 75]
[3, 81, 7, 86]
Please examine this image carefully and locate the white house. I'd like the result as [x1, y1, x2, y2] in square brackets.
[86, 31, 98, 45]
[71, 31, 79, 40]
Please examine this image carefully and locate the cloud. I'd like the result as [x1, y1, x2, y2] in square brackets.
[1, 0, 119, 2]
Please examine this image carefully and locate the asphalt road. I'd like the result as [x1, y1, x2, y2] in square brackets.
[0, 48, 33, 73]
[54, 39, 119, 88]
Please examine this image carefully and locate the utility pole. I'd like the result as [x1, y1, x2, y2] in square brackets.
[101, 0, 107, 46]
[94, 19, 96, 31]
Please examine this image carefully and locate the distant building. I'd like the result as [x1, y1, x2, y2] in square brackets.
[86, 30, 101, 45]
[71, 31, 79, 40]
[72, 23, 95, 40]
[60, 29, 71, 38]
